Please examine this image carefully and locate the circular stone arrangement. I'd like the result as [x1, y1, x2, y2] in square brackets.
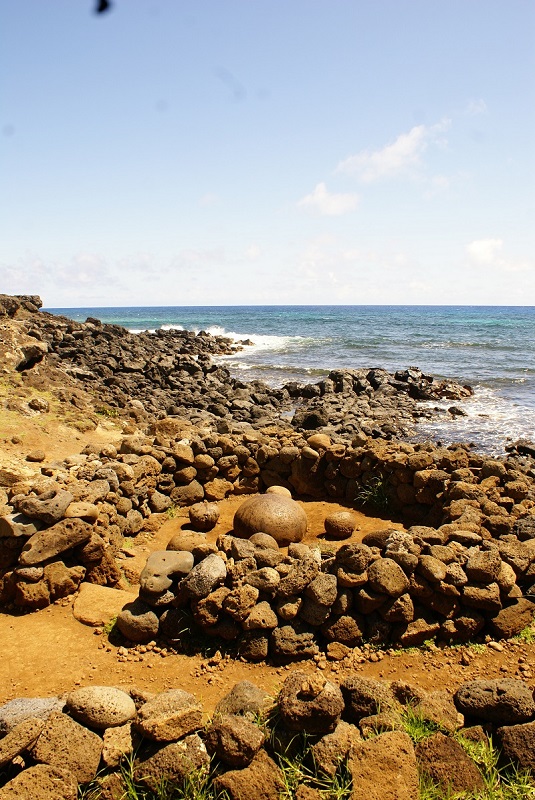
[232, 493, 308, 546]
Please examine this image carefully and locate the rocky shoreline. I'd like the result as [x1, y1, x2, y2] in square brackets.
[2, 293, 535, 796]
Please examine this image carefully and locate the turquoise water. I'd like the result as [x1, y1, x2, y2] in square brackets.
[46, 305, 535, 452]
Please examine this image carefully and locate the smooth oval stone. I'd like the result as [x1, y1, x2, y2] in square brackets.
[67, 686, 136, 729]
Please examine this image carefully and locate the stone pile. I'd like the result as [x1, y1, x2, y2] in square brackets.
[0, 675, 534, 798]
[121, 516, 535, 659]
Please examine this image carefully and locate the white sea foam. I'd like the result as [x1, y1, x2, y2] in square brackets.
[161, 324, 185, 331]
[416, 385, 535, 454]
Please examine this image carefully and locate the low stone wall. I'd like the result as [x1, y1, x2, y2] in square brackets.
[1, 674, 534, 798]
[1, 419, 535, 654]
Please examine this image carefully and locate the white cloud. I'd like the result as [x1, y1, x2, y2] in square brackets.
[199, 192, 219, 207]
[297, 182, 359, 216]
[466, 98, 488, 116]
[336, 120, 450, 183]
[466, 238, 503, 265]
[466, 238, 534, 273]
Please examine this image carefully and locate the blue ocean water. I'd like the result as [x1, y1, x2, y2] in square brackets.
[46, 305, 535, 453]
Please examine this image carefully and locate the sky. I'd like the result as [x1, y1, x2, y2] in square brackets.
[1, 0, 534, 307]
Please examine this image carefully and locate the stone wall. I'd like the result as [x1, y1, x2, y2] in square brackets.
[1, 419, 535, 654]
[1, 674, 535, 797]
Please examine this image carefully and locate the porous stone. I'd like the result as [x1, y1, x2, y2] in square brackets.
[340, 676, 398, 722]
[233, 493, 307, 546]
[278, 671, 344, 733]
[455, 679, 535, 725]
[204, 713, 264, 767]
[31, 711, 103, 783]
[348, 731, 419, 800]
[17, 490, 74, 525]
[66, 686, 136, 729]
[415, 732, 485, 795]
[367, 558, 410, 597]
[214, 681, 273, 719]
[102, 723, 135, 768]
[497, 720, 535, 774]
[0, 513, 42, 538]
[0, 717, 45, 767]
[0, 764, 78, 800]
[135, 734, 209, 791]
[215, 748, 285, 800]
[19, 518, 92, 565]
[135, 689, 203, 741]
[310, 720, 361, 778]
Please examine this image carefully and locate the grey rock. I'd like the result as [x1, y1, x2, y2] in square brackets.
[180, 553, 226, 599]
[0, 696, 66, 735]
[0, 513, 42, 538]
[17, 490, 74, 525]
[214, 681, 273, 719]
[455, 679, 535, 725]
[140, 550, 194, 594]
[116, 598, 160, 643]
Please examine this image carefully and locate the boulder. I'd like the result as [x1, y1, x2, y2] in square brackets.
[0, 717, 45, 768]
[17, 490, 74, 525]
[497, 720, 535, 774]
[233, 494, 307, 546]
[0, 696, 66, 735]
[455, 679, 535, 725]
[214, 681, 273, 719]
[180, 553, 226, 599]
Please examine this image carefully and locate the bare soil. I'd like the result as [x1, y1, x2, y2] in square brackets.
[1, 409, 535, 717]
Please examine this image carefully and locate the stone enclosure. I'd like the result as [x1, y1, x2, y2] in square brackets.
[1, 416, 535, 659]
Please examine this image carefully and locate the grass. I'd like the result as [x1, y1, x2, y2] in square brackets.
[354, 476, 391, 512]
[399, 706, 535, 799]
[513, 625, 535, 645]
[103, 614, 118, 635]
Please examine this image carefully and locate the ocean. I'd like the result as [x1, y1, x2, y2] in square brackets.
[46, 305, 535, 455]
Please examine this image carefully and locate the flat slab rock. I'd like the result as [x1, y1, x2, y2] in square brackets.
[135, 689, 203, 741]
[72, 583, 137, 628]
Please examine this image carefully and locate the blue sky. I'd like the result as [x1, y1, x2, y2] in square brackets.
[2, 0, 534, 306]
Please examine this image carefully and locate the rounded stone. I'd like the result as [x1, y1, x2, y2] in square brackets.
[266, 485, 292, 498]
[66, 686, 136, 730]
[188, 501, 220, 532]
[324, 511, 358, 540]
[249, 532, 280, 551]
[116, 599, 160, 643]
[233, 494, 307, 546]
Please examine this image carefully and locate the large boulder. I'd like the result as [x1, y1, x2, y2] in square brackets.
[233, 494, 307, 546]
[454, 679, 535, 725]
[278, 672, 344, 733]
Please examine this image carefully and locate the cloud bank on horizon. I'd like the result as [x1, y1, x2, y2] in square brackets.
[1, 1, 534, 307]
